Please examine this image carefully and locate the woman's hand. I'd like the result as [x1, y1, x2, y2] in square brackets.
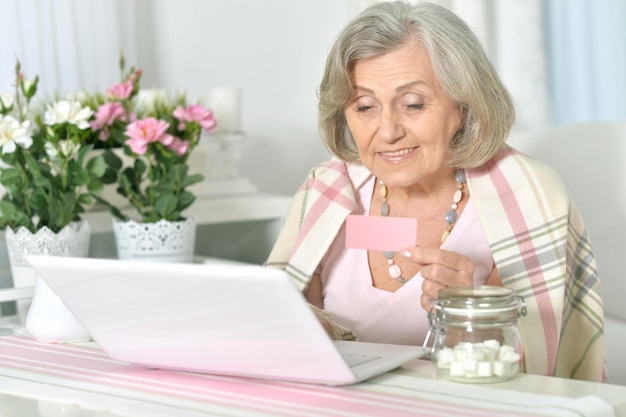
[400, 246, 475, 311]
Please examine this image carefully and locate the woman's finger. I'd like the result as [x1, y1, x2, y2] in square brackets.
[401, 246, 474, 287]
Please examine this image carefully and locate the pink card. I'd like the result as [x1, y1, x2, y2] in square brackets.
[345, 215, 417, 251]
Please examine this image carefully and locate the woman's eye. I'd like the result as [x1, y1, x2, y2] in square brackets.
[356, 105, 373, 112]
[406, 103, 424, 110]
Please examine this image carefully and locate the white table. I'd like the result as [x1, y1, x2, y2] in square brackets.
[0, 325, 623, 417]
[82, 193, 292, 235]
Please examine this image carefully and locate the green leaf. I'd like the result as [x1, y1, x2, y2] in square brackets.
[31, 193, 47, 208]
[134, 158, 147, 176]
[177, 191, 196, 211]
[0, 168, 22, 184]
[155, 193, 177, 218]
[23, 152, 41, 176]
[0, 199, 34, 231]
[0, 201, 18, 219]
[86, 155, 106, 178]
[33, 175, 51, 189]
[87, 179, 104, 195]
[78, 194, 94, 205]
[77, 143, 95, 165]
[103, 149, 123, 170]
[183, 173, 204, 187]
[119, 174, 134, 197]
[101, 168, 118, 185]
[71, 167, 90, 187]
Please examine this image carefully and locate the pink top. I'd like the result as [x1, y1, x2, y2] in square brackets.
[319, 176, 494, 345]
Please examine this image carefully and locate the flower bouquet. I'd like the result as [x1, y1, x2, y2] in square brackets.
[89, 56, 218, 261]
[0, 61, 109, 339]
[0, 61, 108, 234]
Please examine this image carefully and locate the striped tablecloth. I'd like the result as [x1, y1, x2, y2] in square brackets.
[0, 335, 615, 417]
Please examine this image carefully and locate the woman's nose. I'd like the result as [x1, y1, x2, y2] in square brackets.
[376, 107, 404, 143]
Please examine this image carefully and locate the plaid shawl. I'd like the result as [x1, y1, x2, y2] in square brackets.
[266, 147, 607, 382]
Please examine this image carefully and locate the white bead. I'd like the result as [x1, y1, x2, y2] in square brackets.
[388, 264, 402, 279]
[453, 189, 462, 203]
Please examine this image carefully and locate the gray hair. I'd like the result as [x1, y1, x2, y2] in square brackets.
[318, 1, 515, 167]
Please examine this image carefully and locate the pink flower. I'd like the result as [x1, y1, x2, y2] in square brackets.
[173, 104, 217, 132]
[158, 133, 176, 147]
[106, 81, 134, 100]
[124, 117, 170, 155]
[129, 69, 142, 83]
[166, 136, 190, 157]
[91, 102, 126, 131]
[98, 130, 110, 141]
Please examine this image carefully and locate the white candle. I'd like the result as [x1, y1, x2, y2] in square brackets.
[210, 86, 242, 133]
[136, 89, 166, 111]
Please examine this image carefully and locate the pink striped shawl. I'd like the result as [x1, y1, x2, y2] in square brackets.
[266, 147, 607, 383]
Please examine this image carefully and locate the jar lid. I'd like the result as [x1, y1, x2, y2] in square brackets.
[434, 285, 522, 316]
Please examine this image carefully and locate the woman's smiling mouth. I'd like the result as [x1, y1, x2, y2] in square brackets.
[379, 147, 418, 162]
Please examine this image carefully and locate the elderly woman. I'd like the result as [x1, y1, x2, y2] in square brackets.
[266, 1, 606, 382]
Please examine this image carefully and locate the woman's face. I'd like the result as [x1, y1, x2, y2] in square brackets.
[344, 41, 463, 188]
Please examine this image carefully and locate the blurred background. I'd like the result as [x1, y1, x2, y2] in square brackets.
[2, 0, 624, 195]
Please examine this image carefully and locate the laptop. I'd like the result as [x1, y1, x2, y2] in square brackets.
[27, 255, 423, 386]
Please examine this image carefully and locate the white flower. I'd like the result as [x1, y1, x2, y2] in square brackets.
[44, 100, 93, 130]
[45, 139, 79, 159]
[59, 139, 79, 157]
[21, 79, 36, 95]
[0, 115, 33, 154]
[44, 141, 57, 158]
[0, 94, 13, 111]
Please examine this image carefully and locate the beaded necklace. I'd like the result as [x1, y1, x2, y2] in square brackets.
[378, 169, 466, 283]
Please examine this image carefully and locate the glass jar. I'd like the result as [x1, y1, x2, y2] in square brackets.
[426, 285, 527, 383]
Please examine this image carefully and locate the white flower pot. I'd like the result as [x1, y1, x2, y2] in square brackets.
[112, 217, 196, 263]
[4, 221, 91, 342]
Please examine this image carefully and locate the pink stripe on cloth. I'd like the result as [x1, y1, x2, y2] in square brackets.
[0, 335, 539, 417]
[292, 161, 357, 254]
[482, 149, 558, 372]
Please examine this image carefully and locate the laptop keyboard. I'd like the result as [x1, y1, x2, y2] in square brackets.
[342, 352, 382, 368]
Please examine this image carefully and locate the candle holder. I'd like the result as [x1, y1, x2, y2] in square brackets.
[200, 131, 257, 197]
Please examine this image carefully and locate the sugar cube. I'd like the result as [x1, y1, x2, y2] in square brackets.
[481, 346, 497, 362]
[483, 339, 501, 350]
[468, 349, 485, 361]
[453, 347, 469, 361]
[449, 361, 466, 377]
[436, 347, 455, 368]
[476, 361, 493, 377]
[463, 357, 478, 373]
[493, 360, 509, 377]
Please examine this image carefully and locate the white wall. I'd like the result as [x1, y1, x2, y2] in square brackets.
[132, 0, 363, 196]
[0, 0, 551, 196]
[129, 0, 551, 195]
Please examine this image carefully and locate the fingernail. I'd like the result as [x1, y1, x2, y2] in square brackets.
[400, 250, 411, 258]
